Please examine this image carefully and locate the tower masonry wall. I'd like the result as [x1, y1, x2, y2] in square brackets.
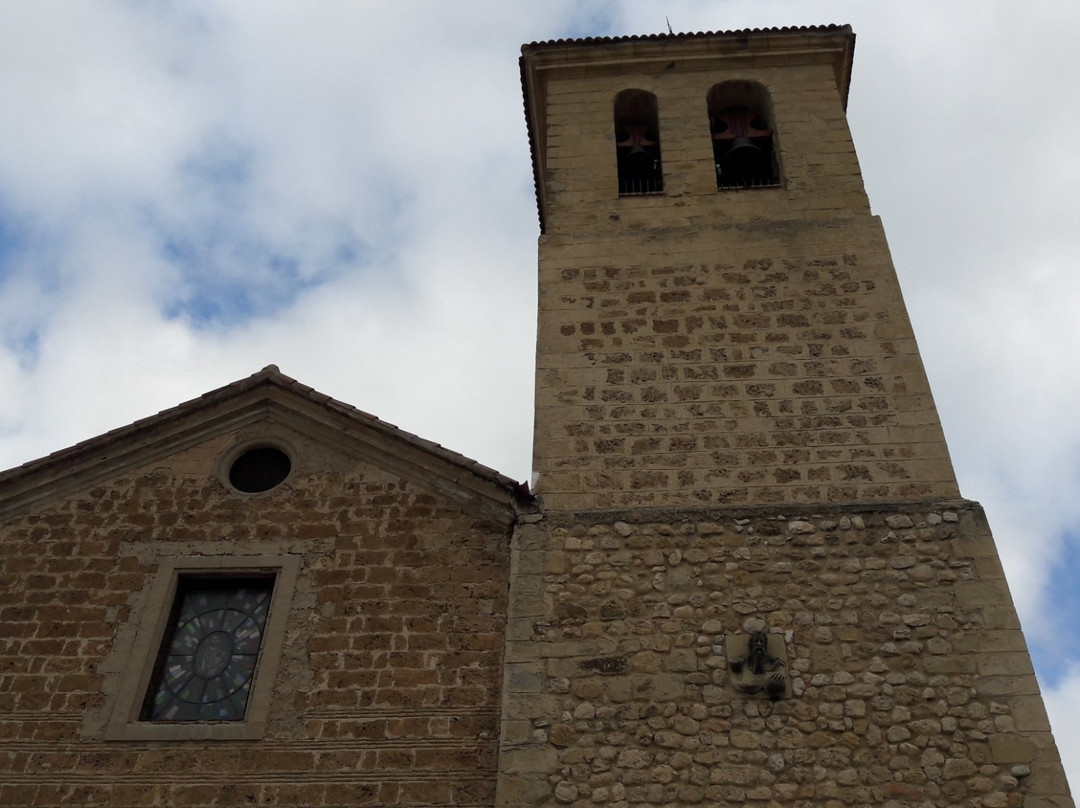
[519, 29, 1073, 808]
[533, 216, 959, 511]
[497, 502, 1074, 808]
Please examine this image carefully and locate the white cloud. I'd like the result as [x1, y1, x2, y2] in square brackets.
[1, 0, 1079, 792]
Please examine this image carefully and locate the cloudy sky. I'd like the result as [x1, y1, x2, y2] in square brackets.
[1, 0, 1078, 785]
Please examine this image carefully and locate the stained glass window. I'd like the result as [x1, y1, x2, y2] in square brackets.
[142, 576, 275, 722]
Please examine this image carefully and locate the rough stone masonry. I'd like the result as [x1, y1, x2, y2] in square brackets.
[501, 26, 1074, 808]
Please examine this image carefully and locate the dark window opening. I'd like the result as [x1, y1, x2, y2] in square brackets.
[708, 81, 780, 190]
[141, 575, 275, 722]
[614, 89, 663, 195]
[228, 446, 291, 493]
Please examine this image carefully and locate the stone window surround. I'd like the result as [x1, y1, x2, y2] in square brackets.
[103, 553, 300, 742]
[216, 435, 300, 497]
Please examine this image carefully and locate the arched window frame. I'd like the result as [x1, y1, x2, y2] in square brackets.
[613, 89, 663, 196]
[707, 81, 780, 190]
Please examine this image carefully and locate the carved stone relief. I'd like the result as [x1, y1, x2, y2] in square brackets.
[725, 618, 789, 700]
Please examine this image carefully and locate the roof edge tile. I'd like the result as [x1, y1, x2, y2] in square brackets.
[520, 24, 852, 51]
[0, 367, 529, 518]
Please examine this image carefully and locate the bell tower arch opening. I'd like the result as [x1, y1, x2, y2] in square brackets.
[708, 79, 780, 189]
[613, 89, 663, 195]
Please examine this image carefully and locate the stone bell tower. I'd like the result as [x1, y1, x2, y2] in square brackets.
[498, 26, 1074, 808]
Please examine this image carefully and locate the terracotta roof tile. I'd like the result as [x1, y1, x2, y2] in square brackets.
[520, 24, 852, 49]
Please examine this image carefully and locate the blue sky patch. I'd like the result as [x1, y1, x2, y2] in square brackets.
[161, 233, 303, 327]
[1031, 534, 1080, 688]
[158, 225, 362, 329]
[563, 2, 619, 40]
[0, 202, 31, 286]
[152, 130, 367, 329]
[179, 131, 256, 208]
[3, 326, 41, 370]
[162, 279, 256, 327]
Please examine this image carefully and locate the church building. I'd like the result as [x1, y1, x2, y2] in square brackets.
[0, 25, 1074, 808]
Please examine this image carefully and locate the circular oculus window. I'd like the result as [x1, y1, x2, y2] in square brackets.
[227, 446, 292, 493]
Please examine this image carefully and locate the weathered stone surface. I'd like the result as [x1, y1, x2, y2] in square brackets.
[530, 53, 960, 514]
[2, 428, 514, 806]
[496, 498, 1075, 808]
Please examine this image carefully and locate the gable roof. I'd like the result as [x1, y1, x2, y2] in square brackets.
[0, 365, 529, 524]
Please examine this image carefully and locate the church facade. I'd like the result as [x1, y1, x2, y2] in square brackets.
[0, 26, 1074, 808]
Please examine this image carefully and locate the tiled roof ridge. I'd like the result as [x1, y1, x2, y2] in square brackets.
[0, 365, 526, 497]
[260, 367, 525, 494]
[522, 24, 852, 50]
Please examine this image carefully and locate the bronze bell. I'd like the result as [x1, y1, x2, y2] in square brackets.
[719, 135, 768, 183]
[623, 143, 655, 173]
[617, 123, 659, 177]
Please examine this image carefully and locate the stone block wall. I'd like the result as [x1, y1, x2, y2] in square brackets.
[533, 216, 958, 511]
[497, 502, 1075, 808]
[0, 428, 511, 807]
